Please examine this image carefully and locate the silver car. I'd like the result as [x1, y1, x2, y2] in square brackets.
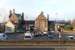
[67, 36, 75, 40]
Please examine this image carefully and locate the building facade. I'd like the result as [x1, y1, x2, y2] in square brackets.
[5, 9, 24, 33]
[35, 12, 48, 33]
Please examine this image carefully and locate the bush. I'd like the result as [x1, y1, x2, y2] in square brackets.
[64, 24, 73, 30]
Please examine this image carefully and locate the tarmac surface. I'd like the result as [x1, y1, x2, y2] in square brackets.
[0, 32, 75, 48]
[0, 48, 55, 50]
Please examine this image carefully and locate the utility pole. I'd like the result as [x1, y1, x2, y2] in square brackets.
[47, 14, 49, 31]
[25, 16, 29, 31]
[55, 12, 62, 40]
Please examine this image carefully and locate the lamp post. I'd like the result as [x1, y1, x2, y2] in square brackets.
[55, 12, 62, 40]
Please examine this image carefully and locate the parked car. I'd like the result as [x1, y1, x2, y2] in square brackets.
[0, 33, 8, 40]
[50, 31, 55, 33]
[43, 32, 48, 34]
[67, 35, 75, 40]
[63, 34, 75, 40]
[48, 34, 55, 39]
[24, 31, 33, 40]
[47, 33, 59, 40]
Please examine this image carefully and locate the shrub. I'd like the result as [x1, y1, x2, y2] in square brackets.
[64, 24, 73, 30]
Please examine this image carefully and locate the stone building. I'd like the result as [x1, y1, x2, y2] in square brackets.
[5, 9, 24, 33]
[35, 12, 48, 33]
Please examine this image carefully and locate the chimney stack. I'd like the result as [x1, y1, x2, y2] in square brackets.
[22, 12, 24, 17]
[22, 12, 24, 20]
[13, 9, 15, 14]
[47, 14, 49, 20]
[40, 11, 44, 15]
[9, 10, 12, 18]
[9, 10, 12, 14]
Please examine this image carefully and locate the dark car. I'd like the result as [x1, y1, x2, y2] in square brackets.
[0, 33, 8, 40]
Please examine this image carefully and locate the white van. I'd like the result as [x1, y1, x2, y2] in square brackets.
[24, 31, 33, 40]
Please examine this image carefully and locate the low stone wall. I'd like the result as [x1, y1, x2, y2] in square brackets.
[0, 40, 75, 50]
[0, 40, 75, 46]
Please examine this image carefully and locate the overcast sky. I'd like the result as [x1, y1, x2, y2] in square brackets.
[0, 0, 75, 22]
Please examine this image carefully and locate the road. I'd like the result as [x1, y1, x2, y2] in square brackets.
[0, 40, 75, 49]
[0, 48, 55, 50]
[0, 45, 75, 48]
